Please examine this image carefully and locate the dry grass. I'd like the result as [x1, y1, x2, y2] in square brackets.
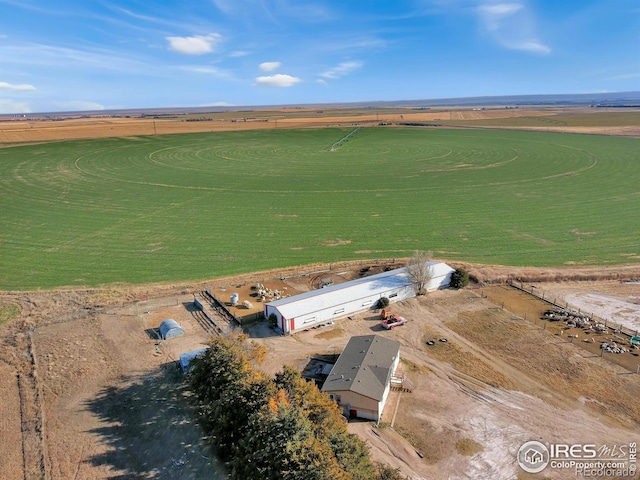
[455, 438, 483, 456]
[0, 303, 20, 327]
[454, 263, 640, 285]
[3, 106, 636, 145]
[393, 422, 456, 465]
[445, 309, 640, 426]
[422, 325, 515, 389]
[313, 326, 344, 340]
[399, 358, 432, 375]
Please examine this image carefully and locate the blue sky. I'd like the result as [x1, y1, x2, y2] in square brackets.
[0, 0, 638, 113]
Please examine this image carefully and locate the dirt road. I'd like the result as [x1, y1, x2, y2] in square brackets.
[1, 268, 639, 479]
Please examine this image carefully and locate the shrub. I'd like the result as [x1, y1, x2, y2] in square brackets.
[268, 313, 278, 326]
[450, 269, 469, 289]
[377, 297, 390, 309]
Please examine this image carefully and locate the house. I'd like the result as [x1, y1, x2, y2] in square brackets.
[264, 261, 454, 334]
[321, 335, 401, 421]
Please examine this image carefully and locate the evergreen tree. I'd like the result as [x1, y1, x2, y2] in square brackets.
[233, 399, 347, 480]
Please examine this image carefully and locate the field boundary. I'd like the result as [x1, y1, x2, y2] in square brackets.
[508, 280, 639, 339]
[17, 331, 47, 480]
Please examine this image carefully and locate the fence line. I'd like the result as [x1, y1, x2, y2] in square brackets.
[508, 280, 639, 340]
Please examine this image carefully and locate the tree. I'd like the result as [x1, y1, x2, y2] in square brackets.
[273, 366, 376, 479]
[233, 399, 347, 480]
[406, 250, 434, 295]
[187, 337, 400, 480]
[188, 333, 275, 458]
[274, 366, 347, 437]
[450, 268, 469, 289]
[375, 463, 405, 480]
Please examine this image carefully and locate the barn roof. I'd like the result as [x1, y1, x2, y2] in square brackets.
[267, 262, 453, 320]
[321, 335, 400, 401]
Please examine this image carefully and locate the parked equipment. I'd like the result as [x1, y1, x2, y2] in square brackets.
[381, 315, 408, 329]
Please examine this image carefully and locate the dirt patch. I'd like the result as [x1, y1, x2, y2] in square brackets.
[1, 264, 640, 479]
[247, 284, 639, 479]
[31, 302, 223, 479]
[0, 360, 23, 480]
[323, 238, 353, 247]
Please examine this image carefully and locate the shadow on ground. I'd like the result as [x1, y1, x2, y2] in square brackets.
[84, 366, 226, 479]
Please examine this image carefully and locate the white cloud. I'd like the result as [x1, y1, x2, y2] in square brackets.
[475, 1, 550, 54]
[477, 2, 524, 31]
[2, 42, 151, 73]
[320, 61, 363, 79]
[254, 74, 301, 87]
[316, 79, 328, 86]
[0, 99, 31, 114]
[259, 61, 282, 72]
[201, 101, 234, 107]
[229, 50, 250, 57]
[607, 72, 640, 81]
[516, 41, 551, 54]
[477, 3, 523, 16]
[0, 81, 36, 91]
[166, 34, 221, 55]
[177, 65, 232, 79]
[52, 101, 105, 112]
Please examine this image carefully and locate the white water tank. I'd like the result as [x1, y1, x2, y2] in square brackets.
[230, 293, 239, 306]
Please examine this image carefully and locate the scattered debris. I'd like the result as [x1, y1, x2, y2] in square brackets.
[600, 340, 629, 354]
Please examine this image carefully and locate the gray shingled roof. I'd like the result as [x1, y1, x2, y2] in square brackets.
[321, 335, 401, 401]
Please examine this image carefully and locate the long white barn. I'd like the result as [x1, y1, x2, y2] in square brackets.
[264, 262, 454, 334]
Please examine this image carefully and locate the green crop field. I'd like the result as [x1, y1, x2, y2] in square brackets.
[1, 127, 638, 290]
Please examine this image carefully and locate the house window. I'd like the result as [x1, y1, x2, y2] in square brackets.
[334, 308, 345, 315]
[329, 394, 341, 403]
[303, 317, 316, 324]
[389, 293, 398, 298]
[362, 300, 372, 306]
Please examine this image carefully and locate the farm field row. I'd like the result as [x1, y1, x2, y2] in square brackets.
[1, 127, 639, 290]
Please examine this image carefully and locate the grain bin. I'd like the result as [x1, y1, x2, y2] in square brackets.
[230, 293, 239, 306]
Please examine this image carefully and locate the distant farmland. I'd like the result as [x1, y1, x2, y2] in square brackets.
[1, 127, 638, 290]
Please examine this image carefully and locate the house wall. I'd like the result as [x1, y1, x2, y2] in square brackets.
[263, 305, 285, 331]
[327, 390, 381, 421]
[378, 354, 401, 414]
[427, 271, 453, 291]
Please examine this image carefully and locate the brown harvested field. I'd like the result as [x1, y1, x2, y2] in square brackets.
[2, 106, 637, 144]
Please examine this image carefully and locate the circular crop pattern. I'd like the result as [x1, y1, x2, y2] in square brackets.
[0, 127, 638, 289]
[69, 128, 596, 194]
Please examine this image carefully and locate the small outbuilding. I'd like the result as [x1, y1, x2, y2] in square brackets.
[179, 347, 208, 373]
[158, 319, 184, 340]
